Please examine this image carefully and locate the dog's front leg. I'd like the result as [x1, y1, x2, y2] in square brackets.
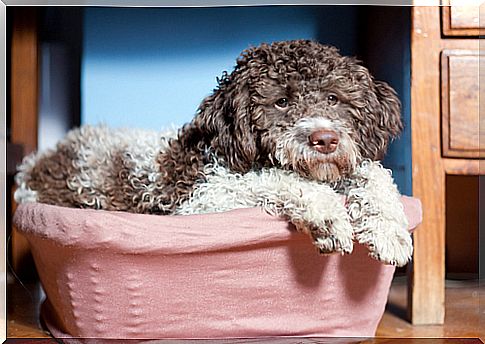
[347, 162, 413, 266]
[177, 164, 353, 255]
[254, 169, 354, 255]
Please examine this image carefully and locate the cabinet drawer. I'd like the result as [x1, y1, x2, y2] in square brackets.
[441, 50, 481, 158]
[442, 3, 482, 36]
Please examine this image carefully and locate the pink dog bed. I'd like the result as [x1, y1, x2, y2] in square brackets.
[14, 197, 421, 339]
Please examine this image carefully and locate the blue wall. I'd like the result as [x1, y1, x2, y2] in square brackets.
[361, 7, 411, 195]
[81, 6, 411, 195]
[81, 6, 359, 128]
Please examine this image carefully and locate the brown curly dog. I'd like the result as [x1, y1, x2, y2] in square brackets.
[16, 39, 402, 216]
[157, 39, 402, 213]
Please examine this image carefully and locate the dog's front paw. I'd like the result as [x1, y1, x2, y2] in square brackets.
[360, 225, 413, 267]
[312, 230, 354, 255]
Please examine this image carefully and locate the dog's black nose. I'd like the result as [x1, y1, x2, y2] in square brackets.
[308, 130, 339, 154]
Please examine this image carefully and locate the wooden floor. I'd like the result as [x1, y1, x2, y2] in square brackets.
[377, 277, 483, 340]
[6, 275, 484, 341]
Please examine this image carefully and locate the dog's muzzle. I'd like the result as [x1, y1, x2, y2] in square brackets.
[274, 117, 360, 182]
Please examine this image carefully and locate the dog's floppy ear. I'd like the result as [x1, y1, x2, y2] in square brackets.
[374, 80, 402, 138]
[359, 79, 402, 160]
[194, 70, 257, 172]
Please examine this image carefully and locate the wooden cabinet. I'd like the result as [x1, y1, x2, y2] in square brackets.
[410, 6, 481, 325]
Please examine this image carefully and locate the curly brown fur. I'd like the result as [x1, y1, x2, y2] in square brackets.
[16, 126, 177, 214]
[157, 40, 402, 212]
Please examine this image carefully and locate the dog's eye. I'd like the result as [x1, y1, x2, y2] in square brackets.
[275, 98, 289, 109]
[327, 94, 339, 106]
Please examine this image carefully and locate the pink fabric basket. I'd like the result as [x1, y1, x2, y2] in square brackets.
[14, 197, 422, 339]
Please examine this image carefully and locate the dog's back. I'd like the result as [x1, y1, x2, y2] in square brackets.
[15, 125, 177, 213]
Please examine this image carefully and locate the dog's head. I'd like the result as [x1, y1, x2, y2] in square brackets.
[190, 40, 402, 182]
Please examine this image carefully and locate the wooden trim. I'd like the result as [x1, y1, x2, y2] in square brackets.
[443, 159, 484, 175]
[442, 4, 482, 37]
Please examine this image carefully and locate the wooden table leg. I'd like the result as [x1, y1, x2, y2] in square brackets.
[408, 6, 446, 325]
[9, 7, 39, 279]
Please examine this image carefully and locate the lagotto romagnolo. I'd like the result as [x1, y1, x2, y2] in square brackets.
[15, 40, 413, 266]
